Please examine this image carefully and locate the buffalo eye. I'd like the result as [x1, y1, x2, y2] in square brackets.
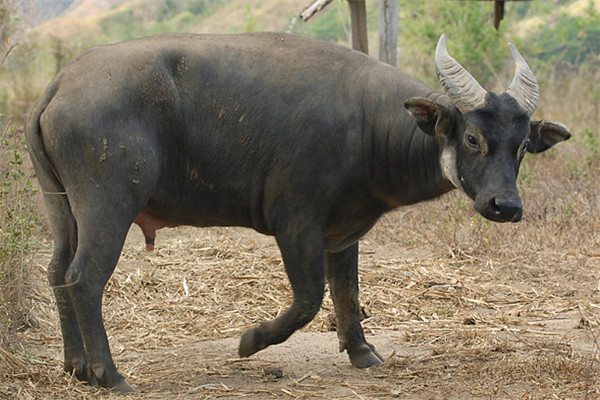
[463, 124, 487, 154]
[518, 140, 530, 158]
[466, 134, 480, 149]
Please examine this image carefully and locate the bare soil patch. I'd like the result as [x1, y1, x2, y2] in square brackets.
[3, 199, 600, 399]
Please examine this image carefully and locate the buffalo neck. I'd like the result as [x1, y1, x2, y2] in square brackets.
[364, 68, 455, 208]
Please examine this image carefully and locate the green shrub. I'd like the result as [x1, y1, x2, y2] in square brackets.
[0, 121, 39, 345]
[188, 0, 206, 15]
[529, 4, 600, 64]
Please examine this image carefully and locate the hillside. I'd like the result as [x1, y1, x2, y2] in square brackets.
[14, 0, 597, 77]
[26, 0, 600, 46]
[1, 0, 598, 120]
[29, 0, 305, 40]
[23, 0, 599, 76]
[18, 0, 75, 25]
[513, 0, 600, 34]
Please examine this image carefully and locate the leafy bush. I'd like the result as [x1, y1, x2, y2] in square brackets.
[0, 121, 39, 346]
[188, 0, 206, 15]
[0, 0, 39, 351]
[528, 3, 600, 65]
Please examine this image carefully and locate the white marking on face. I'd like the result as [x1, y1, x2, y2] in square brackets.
[441, 146, 462, 190]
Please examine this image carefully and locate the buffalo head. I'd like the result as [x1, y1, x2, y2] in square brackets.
[405, 35, 570, 222]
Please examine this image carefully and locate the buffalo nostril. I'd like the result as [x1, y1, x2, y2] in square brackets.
[490, 198, 501, 215]
[492, 198, 523, 222]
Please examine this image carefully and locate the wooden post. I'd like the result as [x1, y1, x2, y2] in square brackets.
[494, 0, 505, 30]
[378, 0, 398, 66]
[347, 0, 368, 54]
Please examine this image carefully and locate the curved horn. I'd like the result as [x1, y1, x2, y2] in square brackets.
[435, 34, 487, 114]
[506, 43, 539, 116]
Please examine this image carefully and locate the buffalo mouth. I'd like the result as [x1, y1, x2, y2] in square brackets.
[475, 197, 523, 223]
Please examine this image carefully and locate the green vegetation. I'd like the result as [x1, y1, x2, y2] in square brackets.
[516, 0, 599, 65]
[534, 9, 599, 64]
[0, 0, 39, 351]
[0, 1, 17, 44]
[243, 4, 257, 33]
[96, 0, 233, 42]
[397, 1, 505, 87]
[0, 126, 39, 345]
[294, 3, 349, 43]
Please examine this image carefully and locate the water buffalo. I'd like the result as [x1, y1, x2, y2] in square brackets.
[26, 33, 570, 392]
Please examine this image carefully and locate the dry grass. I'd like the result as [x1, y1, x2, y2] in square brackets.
[3, 162, 600, 398]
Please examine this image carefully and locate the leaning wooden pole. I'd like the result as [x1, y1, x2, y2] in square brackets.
[347, 0, 368, 54]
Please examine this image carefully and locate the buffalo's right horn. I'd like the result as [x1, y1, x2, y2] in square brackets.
[434, 34, 487, 114]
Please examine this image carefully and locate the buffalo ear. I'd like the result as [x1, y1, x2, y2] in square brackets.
[404, 97, 454, 137]
[528, 121, 571, 153]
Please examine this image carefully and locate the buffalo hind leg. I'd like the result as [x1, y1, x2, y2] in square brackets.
[239, 226, 325, 357]
[326, 242, 384, 368]
[44, 194, 90, 381]
[65, 211, 135, 393]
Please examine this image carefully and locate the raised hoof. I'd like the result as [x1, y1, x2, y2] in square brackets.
[239, 326, 267, 358]
[348, 343, 385, 369]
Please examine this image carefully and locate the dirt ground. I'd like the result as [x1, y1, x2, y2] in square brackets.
[3, 203, 600, 399]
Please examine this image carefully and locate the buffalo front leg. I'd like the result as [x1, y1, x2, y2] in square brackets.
[239, 226, 326, 357]
[326, 242, 383, 368]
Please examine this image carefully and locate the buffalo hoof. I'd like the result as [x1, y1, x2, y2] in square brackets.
[348, 343, 384, 368]
[239, 326, 267, 358]
[92, 377, 135, 393]
[89, 365, 136, 393]
[64, 358, 90, 382]
[111, 380, 136, 393]
[92, 374, 135, 393]
[88, 375, 99, 387]
[66, 364, 134, 392]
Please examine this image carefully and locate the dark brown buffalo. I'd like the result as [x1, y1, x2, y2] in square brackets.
[26, 33, 570, 392]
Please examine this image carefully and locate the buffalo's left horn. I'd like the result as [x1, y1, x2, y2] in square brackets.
[506, 43, 539, 116]
[434, 34, 487, 114]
